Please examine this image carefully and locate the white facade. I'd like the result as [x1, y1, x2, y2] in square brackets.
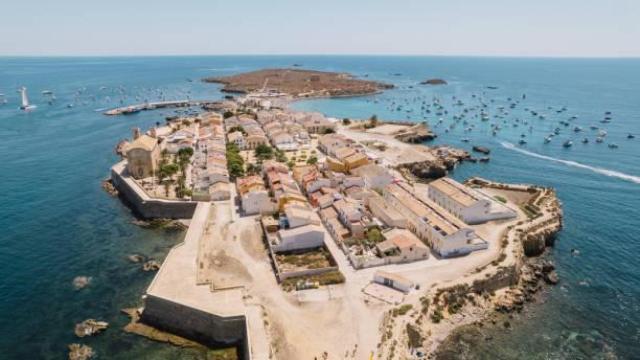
[274, 225, 325, 252]
[427, 178, 517, 225]
[241, 190, 274, 215]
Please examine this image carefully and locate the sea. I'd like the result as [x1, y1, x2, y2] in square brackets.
[0, 56, 638, 359]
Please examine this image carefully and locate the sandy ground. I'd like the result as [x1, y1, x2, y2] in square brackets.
[366, 124, 410, 136]
[339, 126, 435, 166]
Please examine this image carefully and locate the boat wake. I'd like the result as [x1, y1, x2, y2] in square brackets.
[500, 141, 640, 184]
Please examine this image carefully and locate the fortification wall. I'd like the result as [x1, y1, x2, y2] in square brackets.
[111, 162, 197, 219]
[141, 295, 250, 359]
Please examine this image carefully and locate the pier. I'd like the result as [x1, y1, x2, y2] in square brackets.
[103, 99, 220, 116]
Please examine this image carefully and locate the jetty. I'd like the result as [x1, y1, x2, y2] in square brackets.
[103, 99, 219, 116]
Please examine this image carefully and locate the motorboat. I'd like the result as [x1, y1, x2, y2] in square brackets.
[563, 140, 573, 148]
[582, 138, 589, 144]
[608, 143, 619, 149]
[628, 134, 636, 139]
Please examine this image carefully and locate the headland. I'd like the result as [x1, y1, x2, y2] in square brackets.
[103, 69, 563, 360]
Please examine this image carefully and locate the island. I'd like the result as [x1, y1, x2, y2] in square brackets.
[103, 71, 563, 360]
[420, 78, 448, 85]
[203, 68, 394, 98]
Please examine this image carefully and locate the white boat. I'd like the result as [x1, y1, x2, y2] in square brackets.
[17, 87, 37, 111]
[0, 93, 6, 105]
[563, 140, 573, 148]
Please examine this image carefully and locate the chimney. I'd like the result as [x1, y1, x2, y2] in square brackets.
[132, 127, 141, 140]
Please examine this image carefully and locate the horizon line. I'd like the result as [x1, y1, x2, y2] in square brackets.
[1, 53, 639, 60]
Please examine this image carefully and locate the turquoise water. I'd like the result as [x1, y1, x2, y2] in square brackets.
[1, 56, 639, 359]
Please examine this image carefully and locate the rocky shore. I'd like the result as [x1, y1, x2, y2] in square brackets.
[393, 122, 436, 143]
[398, 146, 470, 180]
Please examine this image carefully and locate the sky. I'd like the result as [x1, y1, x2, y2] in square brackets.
[1, 0, 639, 57]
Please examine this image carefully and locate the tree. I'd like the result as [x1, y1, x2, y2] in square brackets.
[365, 114, 379, 129]
[223, 110, 234, 119]
[342, 118, 351, 125]
[227, 125, 246, 135]
[254, 144, 274, 160]
[306, 156, 318, 165]
[323, 128, 335, 134]
[275, 149, 287, 163]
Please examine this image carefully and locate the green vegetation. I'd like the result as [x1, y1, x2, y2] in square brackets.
[246, 163, 261, 175]
[306, 156, 318, 165]
[223, 110, 234, 119]
[254, 144, 274, 161]
[226, 143, 245, 178]
[494, 195, 507, 204]
[430, 307, 444, 323]
[323, 128, 335, 134]
[276, 248, 332, 269]
[365, 227, 384, 245]
[275, 148, 287, 163]
[392, 304, 413, 317]
[406, 323, 424, 349]
[281, 270, 345, 292]
[342, 118, 351, 125]
[227, 125, 246, 135]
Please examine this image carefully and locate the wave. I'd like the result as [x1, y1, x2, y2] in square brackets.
[500, 141, 640, 184]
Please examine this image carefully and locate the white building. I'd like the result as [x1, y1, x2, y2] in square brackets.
[383, 183, 486, 258]
[427, 177, 517, 225]
[274, 224, 325, 252]
[351, 164, 394, 191]
[373, 271, 414, 293]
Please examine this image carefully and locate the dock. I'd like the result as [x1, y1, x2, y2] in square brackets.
[103, 99, 220, 116]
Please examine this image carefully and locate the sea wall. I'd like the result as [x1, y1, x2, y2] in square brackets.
[111, 161, 197, 219]
[141, 295, 250, 359]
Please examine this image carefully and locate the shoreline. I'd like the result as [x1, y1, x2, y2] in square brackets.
[106, 80, 563, 359]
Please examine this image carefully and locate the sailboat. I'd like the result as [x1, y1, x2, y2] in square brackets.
[18, 87, 37, 111]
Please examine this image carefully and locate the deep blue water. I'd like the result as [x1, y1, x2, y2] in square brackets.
[1, 56, 639, 359]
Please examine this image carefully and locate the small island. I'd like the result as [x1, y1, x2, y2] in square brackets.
[420, 78, 448, 85]
[203, 68, 394, 98]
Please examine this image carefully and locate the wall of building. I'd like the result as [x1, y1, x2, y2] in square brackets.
[141, 295, 250, 360]
[111, 162, 198, 219]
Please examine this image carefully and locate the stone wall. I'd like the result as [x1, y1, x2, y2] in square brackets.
[111, 161, 198, 219]
[141, 295, 250, 360]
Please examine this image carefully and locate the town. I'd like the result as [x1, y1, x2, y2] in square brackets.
[109, 94, 561, 360]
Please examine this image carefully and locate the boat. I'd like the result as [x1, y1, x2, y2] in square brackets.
[627, 134, 635, 139]
[544, 137, 552, 144]
[518, 139, 527, 145]
[479, 157, 490, 162]
[563, 140, 573, 148]
[461, 138, 470, 143]
[608, 143, 619, 149]
[598, 130, 608, 137]
[17, 87, 36, 111]
[595, 137, 604, 143]
[590, 125, 599, 130]
[0, 93, 6, 105]
[472, 146, 491, 154]
[574, 126, 582, 132]
[582, 138, 589, 144]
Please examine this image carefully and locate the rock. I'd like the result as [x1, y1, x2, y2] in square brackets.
[72, 276, 91, 290]
[68, 344, 94, 360]
[404, 162, 447, 179]
[472, 146, 491, 155]
[420, 78, 447, 85]
[142, 260, 161, 272]
[541, 261, 555, 274]
[101, 179, 118, 196]
[128, 254, 145, 263]
[74, 319, 109, 337]
[544, 270, 559, 285]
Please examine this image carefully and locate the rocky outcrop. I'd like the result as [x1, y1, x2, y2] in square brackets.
[72, 276, 91, 290]
[74, 319, 109, 338]
[472, 146, 490, 155]
[143, 260, 161, 272]
[132, 218, 188, 231]
[420, 79, 447, 85]
[101, 179, 118, 196]
[128, 254, 145, 263]
[403, 162, 448, 180]
[394, 123, 436, 143]
[68, 344, 94, 360]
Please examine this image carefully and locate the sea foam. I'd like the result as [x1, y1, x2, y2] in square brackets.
[500, 141, 640, 185]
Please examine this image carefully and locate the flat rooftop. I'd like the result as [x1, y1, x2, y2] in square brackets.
[429, 177, 479, 207]
[146, 202, 245, 317]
